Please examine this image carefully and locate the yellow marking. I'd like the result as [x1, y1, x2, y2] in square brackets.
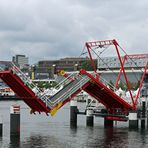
[31, 72, 35, 80]
[50, 102, 63, 116]
[60, 70, 65, 76]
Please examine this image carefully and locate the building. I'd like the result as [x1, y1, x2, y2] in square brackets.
[12, 55, 29, 69]
[0, 61, 13, 88]
[0, 61, 12, 70]
[98, 56, 147, 70]
[35, 57, 97, 79]
[97, 56, 148, 88]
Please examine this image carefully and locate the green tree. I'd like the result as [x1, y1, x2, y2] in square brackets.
[35, 81, 58, 89]
[81, 60, 97, 71]
[118, 81, 127, 91]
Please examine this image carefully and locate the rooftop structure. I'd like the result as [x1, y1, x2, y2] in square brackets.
[35, 57, 97, 79]
[98, 56, 147, 70]
[12, 54, 29, 69]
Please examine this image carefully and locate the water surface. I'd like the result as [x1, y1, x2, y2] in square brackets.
[0, 101, 148, 148]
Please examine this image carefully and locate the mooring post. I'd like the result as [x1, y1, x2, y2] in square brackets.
[129, 111, 138, 129]
[10, 105, 20, 136]
[70, 100, 78, 127]
[141, 99, 146, 129]
[86, 108, 94, 126]
[0, 115, 3, 136]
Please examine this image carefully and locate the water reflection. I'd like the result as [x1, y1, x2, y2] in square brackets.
[21, 134, 73, 148]
[1, 101, 148, 147]
[103, 128, 128, 147]
[80, 127, 129, 148]
[70, 126, 77, 135]
[9, 135, 20, 148]
[140, 129, 147, 147]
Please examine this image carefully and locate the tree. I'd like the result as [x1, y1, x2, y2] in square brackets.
[118, 81, 127, 91]
[81, 60, 97, 71]
[35, 81, 58, 89]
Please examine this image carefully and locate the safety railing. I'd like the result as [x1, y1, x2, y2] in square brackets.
[99, 76, 116, 90]
[8, 62, 91, 109]
[99, 75, 134, 102]
[0, 63, 97, 109]
[10, 63, 43, 95]
[44, 74, 92, 108]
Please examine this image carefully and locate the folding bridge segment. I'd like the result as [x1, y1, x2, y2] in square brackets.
[0, 70, 50, 113]
[80, 69, 133, 113]
[0, 68, 133, 116]
[0, 69, 91, 115]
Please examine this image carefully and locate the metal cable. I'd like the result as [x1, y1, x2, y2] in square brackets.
[91, 48, 127, 86]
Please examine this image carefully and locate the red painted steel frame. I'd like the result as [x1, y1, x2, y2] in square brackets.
[85, 39, 136, 109]
[80, 69, 133, 110]
[115, 54, 148, 109]
[85, 43, 98, 79]
[113, 40, 135, 108]
[115, 54, 148, 89]
[85, 40, 114, 79]
[114, 57, 126, 89]
[134, 61, 148, 106]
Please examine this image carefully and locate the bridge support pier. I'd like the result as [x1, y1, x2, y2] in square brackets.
[141, 100, 146, 129]
[0, 115, 3, 136]
[129, 111, 138, 129]
[86, 108, 94, 126]
[104, 118, 113, 128]
[10, 105, 20, 136]
[70, 100, 78, 128]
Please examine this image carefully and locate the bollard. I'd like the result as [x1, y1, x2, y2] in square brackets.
[129, 111, 138, 129]
[141, 101, 146, 129]
[0, 115, 3, 136]
[70, 100, 78, 127]
[10, 105, 20, 136]
[86, 108, 94, 126]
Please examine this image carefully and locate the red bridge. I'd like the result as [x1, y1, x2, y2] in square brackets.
[0, 39, 147, 120]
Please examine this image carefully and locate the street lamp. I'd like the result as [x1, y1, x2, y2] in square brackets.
[74, 64, 78, 71]
[31, 65, 36, 80]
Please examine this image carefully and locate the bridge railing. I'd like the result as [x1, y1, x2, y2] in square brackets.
[43, 74, 93, 108]
[37, 72, 79, 99]
[7, 62, 87, 109]
[99, 76, 116, 90]
[99, 76, 133, 101]
[10, 62, 43, 95]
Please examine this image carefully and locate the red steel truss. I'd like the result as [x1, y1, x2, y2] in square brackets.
[85, 39, 148, 110]
[114, 54, 148, 108]
[0, 39, 147, 119]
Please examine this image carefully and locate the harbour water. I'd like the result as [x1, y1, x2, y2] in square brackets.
[0, 101, 148, 148]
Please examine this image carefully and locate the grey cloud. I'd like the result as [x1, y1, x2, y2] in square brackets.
[0, 0, 148, 64]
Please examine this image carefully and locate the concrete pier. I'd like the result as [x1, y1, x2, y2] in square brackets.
[10, 105, 20, 136]
[129, 111, 138, 129]
[86, 108, 94, 126]
[104, 118, 113, 128]
[0, 115, 3, 136]
[141, 100, 146, 129]
[70, 100, 78, 127]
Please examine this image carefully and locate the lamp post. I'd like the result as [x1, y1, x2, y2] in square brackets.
[74, 64, 78, 71]
[52, 64, 56, 78]
[31, 65, 36, 80]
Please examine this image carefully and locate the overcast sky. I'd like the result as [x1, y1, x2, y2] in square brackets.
[0, 0, 148, 64]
